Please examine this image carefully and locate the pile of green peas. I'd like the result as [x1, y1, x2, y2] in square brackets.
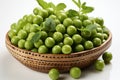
[8, 7, 109, 54]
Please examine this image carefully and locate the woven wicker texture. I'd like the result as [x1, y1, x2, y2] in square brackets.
[5, 31, 112, 73]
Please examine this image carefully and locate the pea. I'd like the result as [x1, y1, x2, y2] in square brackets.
[56, 24, 66, 34]
[24, 40, 34, 50]
[63, 18, 73, 27]
[94, 23, 101, 28]
[91, 29, 97, 36]
[96, 27, 103, 33]
[46, 8, 54, 15]
[11, 36, 20, 46]
[34, 39, 43, 48]
[17, 30, 27, 39]
[57, 12, 67, 23]
[103, 33, 108, 40]
[102, 52, 112, 64]
[81, 30, 91, 38]
[84, 41, 94, 50]
[31, 48, 38, 53]
[83, 20, 92, 27]
[18, 39, 25, 49]
[67, 25, 77, 36]
[81, 38, 87, 45]
[53, 32, 63, 42]
[40, 31, 48, 40]
[62, 45, 72, 54]
[8, 29, 17, 39]
[38, 45, 48, 53]
[49, 15, 57, 20]
[93, 37, 102, 47]
[27, 14, 34, 23]
[72, 34, 82, 44]
[49, 68, 59, 80]
[103, 27, 109, 35]
[45, 37, 55, 48]
[33, 7, 40, 15]
[52, 45, 62, 54]
[55, 19, 61, 25]
[79, 14, 88, 21]
[15, 24, 22, 32]
[10, 23, 17, 29]
[39, 9, 48, 18]
[23, 15, 28, 22]
[33, 15, 43, 25]
[64, 37, 73, 46]
[95, 17, 104, 26]
[64, 34, 70, 38]
[73, 19, 82, 28]
[30, 24, 39, 32]
[94, 60, 105, 71]
[58, 42, 64, 47]
[70, 67, 81, 79]
[94, 33, 104, 40]
[17, 19, 26, 28]
[23, 23, 32, 33]
[75, 44, 84, 52]
[103, 39, 106, 43]
[27, 32, 35, 41]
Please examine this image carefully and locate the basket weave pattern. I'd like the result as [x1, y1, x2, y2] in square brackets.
[5, 32, 112, 73]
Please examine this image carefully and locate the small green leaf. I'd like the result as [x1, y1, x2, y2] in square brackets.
[78, 24, 97, 32]
[82, 6, 94, 14]
[48, 2, 56, 9]
[67, 9, 79, 17]
[56, 3, 66, 11]
[36, 0, 49, 9]
[31, 32, 41, 43]
[86, 24, 97, 31]
[72, 0, 81, 8]
[78, 0, 81, 7]
[81, 2, 86, 8]
[45, 18, 56, 32]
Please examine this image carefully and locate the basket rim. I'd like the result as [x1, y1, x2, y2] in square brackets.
[6, 30, 112, 56]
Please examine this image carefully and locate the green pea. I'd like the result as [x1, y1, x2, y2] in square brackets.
[52, 45, 62, 54]
[84, 41, 94, 50]
[33, 15, 43, 25]
[62, 45, 72, 54]
[64, 37, 73, 46]
[24, 40, 34, 50]
[94, 60, 105, 71]
[75, 44, 84, 52]
[11, 36, 20, 46]
[53, 32, 63, 42]
[63, 18, 73, 27]
[93, 37, 102, 47]
[72, 34, 82, 44]
[70, 67, 81, 79]
[67, 25, 77, 36]
[38, 45, 48, 54]
[45, 37, 55, 48]
[49, 68, 59, 80]
[18, 39, 25, 49]
[102, 52, 112, 64]
[17, 30, 27, 39]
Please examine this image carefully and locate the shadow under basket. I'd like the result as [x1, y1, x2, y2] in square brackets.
[5, 31, 112, 73]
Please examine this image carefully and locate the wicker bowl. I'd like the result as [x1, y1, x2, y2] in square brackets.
[5, 31, 112, 73]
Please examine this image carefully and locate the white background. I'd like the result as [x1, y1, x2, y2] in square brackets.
[0, 0, 120, 80]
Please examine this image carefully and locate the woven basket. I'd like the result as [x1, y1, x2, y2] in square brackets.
[5, 31, 112, 73]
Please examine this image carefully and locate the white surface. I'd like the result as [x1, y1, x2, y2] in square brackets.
[0, 0, 120, 80]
